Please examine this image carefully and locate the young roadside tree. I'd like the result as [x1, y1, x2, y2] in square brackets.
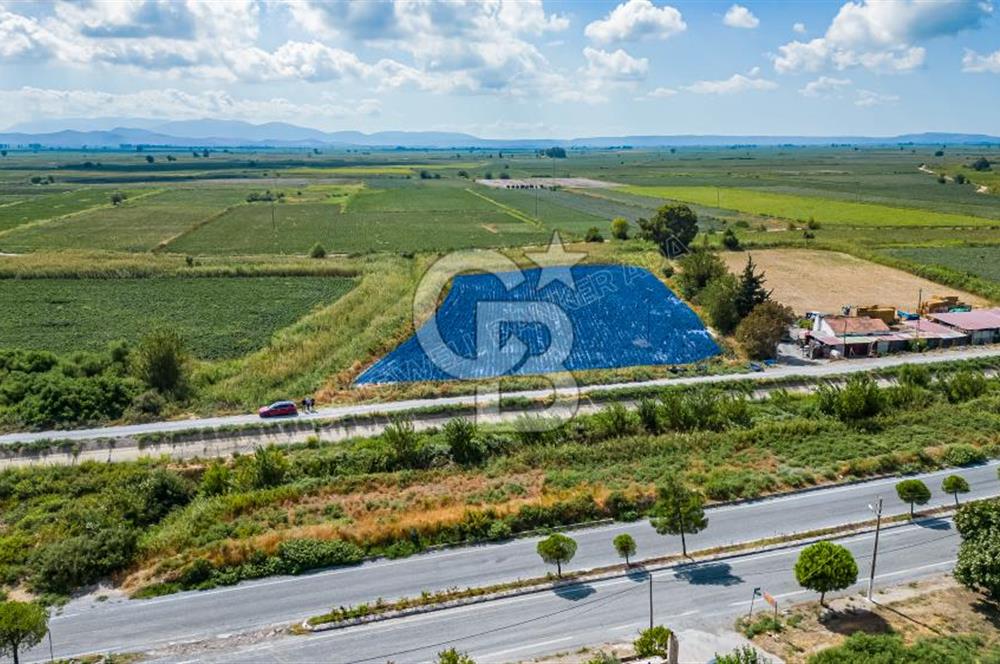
[650, 476, 708, 557]
[437, 648, 476, 664]
[941, 475, 970, 507]
[610, 217, 630, 240]
[537, 533, 577, 577]
[954, 499, 1000, 601]
[895, 479, 931, 518]
[131, 329, 189, 396]
[0, 601, 48, 664]
[734, 256, 771, 319]
[700, 273, 741, 335]
[637, 204, 698, 257]
[676, 249, 727, 298]
[794, 541, 858, 605]
[735, 301, 795, 360]
[613, 533, 637, 567]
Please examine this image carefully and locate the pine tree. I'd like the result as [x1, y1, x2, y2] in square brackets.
[734, 256, 771, 319]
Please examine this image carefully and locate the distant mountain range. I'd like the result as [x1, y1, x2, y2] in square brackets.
[2, 118, 998, 149]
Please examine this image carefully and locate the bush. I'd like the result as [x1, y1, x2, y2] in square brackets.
[444, 418, 484, 466]
[32, 526, 138, 594]
[487, 520, 512, 541]
[130, 329, 189, 396]
[277, 538, 364, 574]
[816, 374, 883, 423]
[943, 444, 986, 467]
[634, 625, 673, 658]
[309, 243, 327, 259]
[970, 157, 992, 172]
[584, 227, 604, 243]
[610, 217, 629, 240]
[735, 301, 795, 360]
[593, 403, 635, 438]
[940, 370, 987, 403]
[722, 227, 741, 250]
[716, 645, 770, 664]
[676, 250, 726, 298]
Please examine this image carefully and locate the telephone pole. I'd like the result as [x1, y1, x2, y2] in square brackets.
[867, 496, 883, 601]
[648, 574, 654, 629]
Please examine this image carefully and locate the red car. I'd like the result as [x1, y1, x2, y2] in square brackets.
[258, 400, 298, 418]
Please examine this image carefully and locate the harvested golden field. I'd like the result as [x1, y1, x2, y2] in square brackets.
[720, 249, 990, 314]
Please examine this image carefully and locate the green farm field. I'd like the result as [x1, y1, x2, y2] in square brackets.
[0, 188, 247, 252]
[0, 187, 143, 233]
[884, 246, 1000, 284]
[619, 184, 1000, 228]
[0, 275, 355, 359]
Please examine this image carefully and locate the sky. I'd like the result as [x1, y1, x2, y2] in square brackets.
[1, 0, 999, 138]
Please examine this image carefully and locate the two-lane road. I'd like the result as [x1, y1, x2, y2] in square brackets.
[35, 461, 998, 661]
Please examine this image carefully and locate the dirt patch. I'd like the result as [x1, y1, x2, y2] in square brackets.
[750, 575, 1000, 663]
[721, 249, 989, 314]
[481, 223, 499, 234]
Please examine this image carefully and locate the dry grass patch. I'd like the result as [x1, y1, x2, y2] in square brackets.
[720, 249, 989, 314]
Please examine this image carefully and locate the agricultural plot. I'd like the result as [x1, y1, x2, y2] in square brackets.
[0, 276, 355, 359]
[171, 183, 551, 254]
[357, 264, 718, 384]
[621, 185, 999, 228]
[622, 186, 996, 228]
[885, 246, 1000, 284]
[0, 188, 248, 252]
[469, 185, 609, 235]
[719, 249, 989, 314]
[0, 188, 132, 233]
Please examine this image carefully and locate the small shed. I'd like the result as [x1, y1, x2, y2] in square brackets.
[928, 308, 1000, 344]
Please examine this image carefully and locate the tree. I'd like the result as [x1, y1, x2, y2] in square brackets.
[942, 475, 970, 506]
[130, 329, 188, 396]
[650, 476, 708, 557]
[544, 146, 567, 158]
[676, 249, 726, 298]
[443, 417, 484, 465]
[0, 601, 48, 664]
[438, 648, 476, 664]
[537, 533, 577, 577]
[954, 173, 967, 184]
[633, 626, 673, 658]
[145, 155, 154, 164]
[794, 540, 858, 605]
[584, 227, 604, 242]
[895, 479, 931, 518]
[610, 217, 629, 240]
[734, 256, 771, 319]
[722, 227, 741, 250]
[637, 204, 698, 257]
[954, 498, 1000, 600]
[970, 157, 992, 172]
[613, 533, 637, 566]
[309, 242, 327, 259]
[110, 191, 126, 206]
[735, 301, 795, 360]
[700, 272, 741, 335]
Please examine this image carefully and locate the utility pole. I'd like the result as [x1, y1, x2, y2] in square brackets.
[867, 496, 883, 601]
[648, 573, 654, 629]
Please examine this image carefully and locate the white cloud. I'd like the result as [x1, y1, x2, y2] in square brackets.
[684, 73, 778, 94]
[723, 5, 759, 29]
[645, 86, 678, 98]
[962, 48, 1000, 73]
[0, 86, 382, 127]
[854, 89, 900, 107]
[584, 0, 686, 43]
[799, 76, 852, 97]
[773, 0, 992, 74]
[583, 47, 649, 81]
[793, 22, 807, 34]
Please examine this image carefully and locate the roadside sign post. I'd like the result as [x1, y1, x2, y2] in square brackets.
[648, 573, 654, 630]
[763, 591, 778, 620]
[748, 587, 761, 620]
[867, 496, 884, 601]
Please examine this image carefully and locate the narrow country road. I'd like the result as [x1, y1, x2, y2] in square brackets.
[3, 344, 999, 445]
[29, 461, 998, 662]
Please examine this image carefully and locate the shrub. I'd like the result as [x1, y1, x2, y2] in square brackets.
[735, 301, 795, 360]
[309, 243, 327, 259]
[32, 526, 138, 594]
[943, 444, 986, 467]
[130, 329, 189, 397]
[636, 398, 662, 434]
[584, 227, 604, 243]
[634, 625, 673, 658]
[739, 614, 783, 638]
[716, 645, 770, 664]
[594, 403, 635, 438]
[277, 538, 364, 574]
[487, 520, 512, 541]
[676, 250, 726, 298]
[610, 217, 629, 240]
[897, 363, 931, 388]
[816, 374, 883, 423]
[940, 370, 987, 403]
[722, 228, 741, 250]
[444, 418, 484, 466]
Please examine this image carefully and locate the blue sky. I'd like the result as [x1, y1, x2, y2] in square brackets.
[1, 0, 998, 137]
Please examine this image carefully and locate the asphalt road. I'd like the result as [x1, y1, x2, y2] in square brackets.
[33, 460, 998, 662]
[173, 519, 962, 663]
[4, 344, 999, 445]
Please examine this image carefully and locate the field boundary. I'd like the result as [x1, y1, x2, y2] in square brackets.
[464, 187, 545, 228]
[155, 201, 250, 253]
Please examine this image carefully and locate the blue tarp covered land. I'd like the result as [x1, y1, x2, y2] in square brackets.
[356, 264, 719, 384]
